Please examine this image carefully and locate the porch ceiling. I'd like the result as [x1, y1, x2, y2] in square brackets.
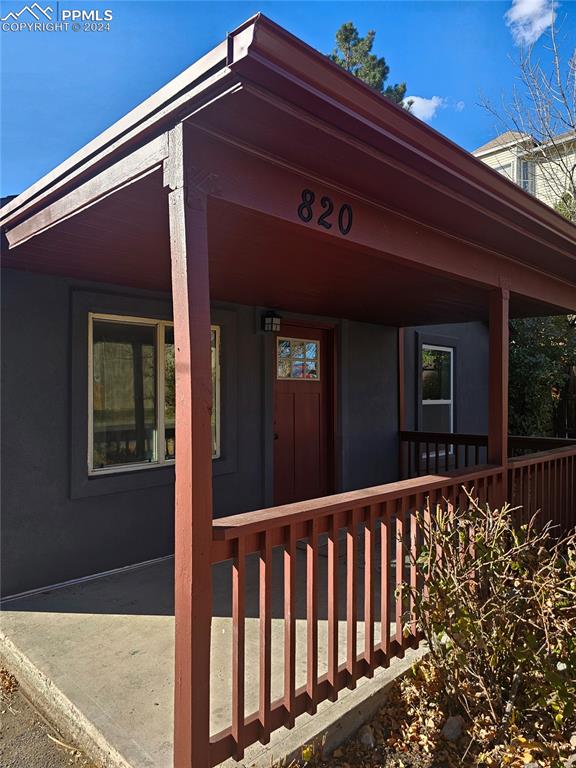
[193, 86, 576, 285]
[0, 166, 566, 326]
[209, 199, 492, 326]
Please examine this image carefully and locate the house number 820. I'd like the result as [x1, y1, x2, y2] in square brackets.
[297, 189, 353, 235]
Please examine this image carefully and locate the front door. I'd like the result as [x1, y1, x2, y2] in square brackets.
[274, 325, 333, 505]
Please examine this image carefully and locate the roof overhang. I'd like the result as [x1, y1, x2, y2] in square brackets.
[1, 13, 575, 322]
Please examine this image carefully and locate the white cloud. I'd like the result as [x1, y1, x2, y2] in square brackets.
[406, 95, 446, 122]
[456, 100, 465, 112]
[505, 0, 556, 45]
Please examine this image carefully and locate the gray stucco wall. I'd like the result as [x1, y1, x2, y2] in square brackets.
[403, 322, 490, 434]
[1, 269, 400, 596]
[1, 270, 176, 597]
[340, 320, 399, 489]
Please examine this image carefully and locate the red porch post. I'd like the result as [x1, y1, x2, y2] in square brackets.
[488, 287, 510, 501]
[166, 124, 213, 768]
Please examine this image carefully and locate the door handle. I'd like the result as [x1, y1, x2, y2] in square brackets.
[274, 432, 279, 440]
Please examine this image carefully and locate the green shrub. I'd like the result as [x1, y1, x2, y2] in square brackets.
[409, 495, 576, 763]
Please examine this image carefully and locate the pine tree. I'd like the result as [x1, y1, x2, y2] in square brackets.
[330, 22, 408, 106]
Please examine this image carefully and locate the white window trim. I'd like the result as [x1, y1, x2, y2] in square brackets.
[422, 343, 454, 436]
[88, 313, 220, 475]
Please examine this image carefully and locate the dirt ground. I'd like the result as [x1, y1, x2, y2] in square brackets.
[0, 669, 98, 768]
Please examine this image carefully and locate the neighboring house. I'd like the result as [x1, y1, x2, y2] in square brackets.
[473, 129, 576, 212]
[1, 15, 575, 768]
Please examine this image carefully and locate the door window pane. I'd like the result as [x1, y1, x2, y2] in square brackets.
[277, 337, 320, 380]
[92, 321, 157, 468]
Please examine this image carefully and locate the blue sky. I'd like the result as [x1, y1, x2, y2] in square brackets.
[1, 0, 574, 197]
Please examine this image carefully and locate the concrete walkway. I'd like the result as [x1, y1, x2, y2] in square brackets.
[0, 556, 424, 768]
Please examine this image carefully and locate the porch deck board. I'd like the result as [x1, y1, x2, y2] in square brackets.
[0, 554, 406, 768]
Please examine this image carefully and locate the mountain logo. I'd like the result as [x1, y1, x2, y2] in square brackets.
[1, 3, 53, 21]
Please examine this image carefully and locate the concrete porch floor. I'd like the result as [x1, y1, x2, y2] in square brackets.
[0, 553, 424, 768]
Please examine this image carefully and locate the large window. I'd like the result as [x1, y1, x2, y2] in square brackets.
[89, 314, 220, 473]
[421, 344, 453, 433]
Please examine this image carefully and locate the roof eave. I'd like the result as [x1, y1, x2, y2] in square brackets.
[1, 12, 575, 258]
[0, 37, 233, 227]
[226, 15, 576, 248]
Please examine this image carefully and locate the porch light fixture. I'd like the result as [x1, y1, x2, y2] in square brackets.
[261, 311, 281, 333]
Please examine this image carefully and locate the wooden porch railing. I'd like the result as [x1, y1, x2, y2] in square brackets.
[400, 430, 576, 479]
[509, 445, 576, 530]
[208, 464, 505, 765]
[508, 435, 576, 456]
[399, 430, 488, 477]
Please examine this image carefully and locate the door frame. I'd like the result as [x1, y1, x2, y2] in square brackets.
[270, 318, 339, 505]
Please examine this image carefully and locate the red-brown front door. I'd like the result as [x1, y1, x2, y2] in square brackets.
[274, 325, 332, 505]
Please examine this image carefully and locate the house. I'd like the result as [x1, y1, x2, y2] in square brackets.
[1, 14, 576, 768]
[473, 129, 576, 212]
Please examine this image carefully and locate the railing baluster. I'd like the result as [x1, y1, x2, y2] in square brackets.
[259, 530, 272, 743]
[478, 476, 486, 508]
[555, 459, 559, 526]
[422, 493, 432, 603]
[570, 455, 574, 526]
[232, 536, 246, 759]
[396, 498, 406, 657]
[327, 514, 339, 702]
[409, 497, 419, 640]
[364, 505, 376, 675]
[306, 517, 319, 714]
[547, 459, 552, 516]
[346, 508, 359, 688]
[283, 524, 296, 727]
[380, 503, 390, 665]
[566, 456, 576, 529]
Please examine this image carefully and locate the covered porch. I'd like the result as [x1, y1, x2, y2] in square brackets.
[2, 14, 576, 768]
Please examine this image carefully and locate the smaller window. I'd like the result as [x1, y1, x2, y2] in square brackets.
[421, 344, 453, 434]
[277, 337, 320, 380]
[519, 160, 535, 195]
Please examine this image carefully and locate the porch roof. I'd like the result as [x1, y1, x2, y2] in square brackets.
[1, 14, 575, 324]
